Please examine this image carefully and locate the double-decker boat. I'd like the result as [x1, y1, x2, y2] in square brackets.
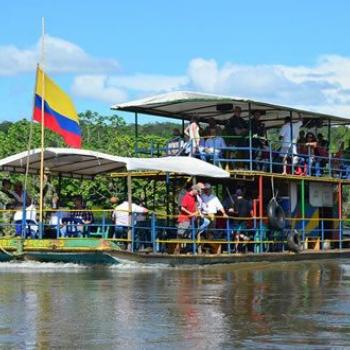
[1, 91, 350, 266]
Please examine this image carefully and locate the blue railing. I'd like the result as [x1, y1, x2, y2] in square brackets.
[135, 137, 350, 179]
[1, 210, 348, 255]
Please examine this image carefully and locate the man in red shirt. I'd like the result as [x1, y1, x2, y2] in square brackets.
[177, 184, 201, 237]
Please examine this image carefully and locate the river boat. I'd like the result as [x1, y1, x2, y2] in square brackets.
[1, 91, 350, 266]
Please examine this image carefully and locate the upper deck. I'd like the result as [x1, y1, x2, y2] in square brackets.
[112, 91, 350, 182]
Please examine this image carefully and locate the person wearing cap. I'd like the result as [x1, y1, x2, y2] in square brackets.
[198, 183, 227, 235]
[177, 184, 201, 238]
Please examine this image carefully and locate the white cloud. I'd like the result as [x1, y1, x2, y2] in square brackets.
[186, 56, 350, 116]
[72, 75, 127, 104]
[0, 35, 119, 76]
[72, 73, 188, 104]
[108, 73, 188, 92]
[3, 33, 349, 116]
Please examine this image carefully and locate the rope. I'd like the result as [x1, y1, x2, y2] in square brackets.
[24, 118, 34, 193]
[0, 242, 14, 257]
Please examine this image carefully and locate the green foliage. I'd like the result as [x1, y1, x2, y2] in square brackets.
[0, 112, 179, 211]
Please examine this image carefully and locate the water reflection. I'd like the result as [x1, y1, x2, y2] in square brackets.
[0, 261, 349, 349]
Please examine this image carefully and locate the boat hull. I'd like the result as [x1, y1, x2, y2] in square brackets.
[106, 249, 350, 266]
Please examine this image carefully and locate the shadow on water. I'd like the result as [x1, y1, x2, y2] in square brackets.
[0, 260, 350, 349]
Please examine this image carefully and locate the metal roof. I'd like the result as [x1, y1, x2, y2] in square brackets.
[112, 91, 350, 128]
[0, 148, 229, 179]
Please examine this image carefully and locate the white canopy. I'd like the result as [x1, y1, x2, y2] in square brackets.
[112, 90, 350, 128]
[0, 148, 229, 179]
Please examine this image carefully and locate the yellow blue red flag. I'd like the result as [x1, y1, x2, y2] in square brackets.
[33, 67, 81, 148]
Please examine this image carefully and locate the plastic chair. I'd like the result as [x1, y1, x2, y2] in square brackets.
[14, 219, 39, 238]
[61, 217, 83, 237]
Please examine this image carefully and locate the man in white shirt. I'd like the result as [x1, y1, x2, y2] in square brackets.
[112, 198, 148, 240]
[279, 115, 303, 174]
[198, 183, 227, 235]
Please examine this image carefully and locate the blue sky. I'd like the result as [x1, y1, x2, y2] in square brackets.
[1, 0, 350, 123]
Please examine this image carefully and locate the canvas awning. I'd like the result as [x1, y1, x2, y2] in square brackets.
[0, 148, 229, 179]
[112, 90, 350, 128]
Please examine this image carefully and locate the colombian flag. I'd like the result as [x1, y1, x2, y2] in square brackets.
[33, 67, 81, 148]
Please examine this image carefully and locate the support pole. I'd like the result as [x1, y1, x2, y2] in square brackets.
[39, 17, 46, 234]
[301, 179, 305, 243]
[289, 110, 294, 175]
[135, 112, 138, 139]
[327, 119, 331, 175]
[248, 102, 253, 171]
[259, 175, 263, 253]
[127, 173, 132, 251]
[338, 181, 342, 249]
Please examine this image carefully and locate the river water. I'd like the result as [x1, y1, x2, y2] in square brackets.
[0, 260, 350, 350]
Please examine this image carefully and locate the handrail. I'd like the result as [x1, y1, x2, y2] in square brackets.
[133, 136, 350, 180]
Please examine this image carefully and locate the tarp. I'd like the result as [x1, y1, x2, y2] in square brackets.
[112, 90, 350, 128]
[0, 148, 229, 179]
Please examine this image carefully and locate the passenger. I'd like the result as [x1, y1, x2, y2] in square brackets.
[251, 110, 265, 137]
[339, 141, 350, 178]
[225, 106, 248, 146]
[198, 183, 227, 237]
[315, 133, 329, 174]
[13, 203, 38, 238]
[166, 128, 184, 156]
[43, 169, 59, 210]
[10, 182, 26, 208]
[70, 195, 94, 236]
[204, 119, 222, 136]
[177, 184, 201, 239]
[232, 189, 252, 252]
[112, 197, 148, 238]
[0, 179, 15, 236]
[251, 110, 266, 169]
[279, 115, 303, 175]
[201, 128, 226, 163]
[184, 116, 200, 156]
[305, 132, 320, 176]
[298, 130, 306, 144]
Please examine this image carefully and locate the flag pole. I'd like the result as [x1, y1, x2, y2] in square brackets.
[39, 17, 46, 231]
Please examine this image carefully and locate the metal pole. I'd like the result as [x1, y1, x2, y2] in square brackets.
[289, 110, 294, 175]
[301, 179, 305, 243]
[151, 213, 156, 253]
[166, 173, 170, 226]
[248, 102, 253, 171]
[328, 119, 331, 176]
[39, 17, 46, 233]
[127, 173, 132, 251]
[135, 112, 138, 139]
[259, 175, 263, 253]
[338, 181, 342, 249]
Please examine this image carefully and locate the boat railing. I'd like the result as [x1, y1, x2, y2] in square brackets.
[134, 136, 350, 179]
[0, 209, 349, 254]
